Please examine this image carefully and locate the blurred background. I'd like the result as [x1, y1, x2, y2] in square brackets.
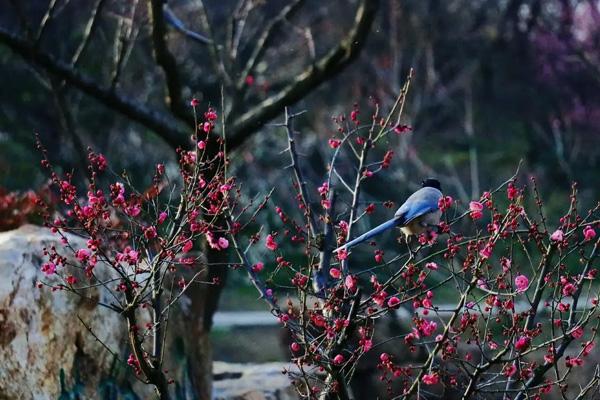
[1, 0, 600, 395]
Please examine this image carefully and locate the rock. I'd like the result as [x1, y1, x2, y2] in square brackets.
[213, 362, 298, 400]
[0, 225, 298, 400]
[0, 225, 128, 399]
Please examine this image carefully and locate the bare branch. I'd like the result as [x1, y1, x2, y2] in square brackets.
[0, 27, 191, 149]
[70, 0, 107, 67]
[236, 0, 306, 90]
[35, 0, 59, 44]
[284, 107, 319, 237]
[228, 0, 380, 150]
[148, 0, 187, 121]
[163, 4, 211, 45]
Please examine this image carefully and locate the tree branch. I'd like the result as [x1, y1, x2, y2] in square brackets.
[163, 4, 211, 45]
[236, 0, 305, 90]
[227, 0, 379, 150]
[148, 0, 187, 121]
[0, 27, 191, 149]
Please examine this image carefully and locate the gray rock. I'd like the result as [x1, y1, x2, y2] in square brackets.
[213, 362, 298, 400]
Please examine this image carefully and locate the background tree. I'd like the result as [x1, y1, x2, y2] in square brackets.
[0, 2, 379, 394]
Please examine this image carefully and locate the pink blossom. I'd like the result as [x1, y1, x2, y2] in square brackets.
[362, 339, 372, 352]
[551, 229, 564, 242]
[469, 201, 484, 220]
[190, 98, 199, 107]
[182, 240, 193, 253]
[515, 274, 529, 292]
[562, 282, 576, 297]
[202, 122, 212, 133]
[127, 250, 139, 264]
[393, 124, 412, 134]
[501, 257, 512, 272]
[206, 232, 228, 250]
[571, 326, 584, 339]
[144, 226, 157, 240]
[584, 226, 596, 241]
[583, 341, 595, 356]
[217, 237, 229, 249]
[333, 354, 345, 365]
[125, 204, 141, 217]
[317, 182, 329, 196]
[507, 183, 518, 200]
[422, 373, 439, 385]
[265, 234, 278, 251]
[290, 342, 300, 352]
[197, 140, 206, 150]
[336, 249, 348, 261]
[420, 320, 437, 337]
[345, 275, 357, 291]
[438, 196, 453, 212]
[75, 248, 90, 261]
[504, 364, 517, 377]
[515, 336, 530, 352]
[479, 244, 493, 259]
[329, 268, 341, 279]
[41, 262, 56, 275]
[248, 262, 262, 274]
[328, 139, 341, 149]
[205, 109, 218, 121]
[158, 211, 168, 224]
[426, 262, 439, 270]
[387, 296, 400, 308]
[65, 275, 78, 285]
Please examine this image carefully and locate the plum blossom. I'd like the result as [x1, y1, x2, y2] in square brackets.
[333, 354, 345, 365]
[515, 336, 530, 352]
[420, 320, 437, 337]
[336, 249, 348, 261]
[41, 262, 56, 275]
[252, 262, 264, 273]
[265, 234, 278, 251]
[551, 229, 564, 242]
[158, 211, 168, 224]
[182, 240, 193, 253]
[515, 274, 529, 292]
[329, 268, 341, 279]
[387, 296, 400, 308]
[479, 244, 493, 259]
[217, 237, 229, 249]
[584, 226, 596, 241]
[345, 275, 357, 291]
[571, 326, 584, 339]
[422, 373, 439, 385]
[426, 262, 439, 270]
[469, 201, 484, 219]
[144, 226, 157, 240]
[76, 248, 90, 261]
[438, 196, 453, 212]
[328, 139, 341, 149]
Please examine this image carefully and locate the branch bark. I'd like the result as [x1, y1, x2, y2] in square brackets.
[227, 0, 380, 150]
[0, 27, 191, 149]
[147, 0, 188, 122]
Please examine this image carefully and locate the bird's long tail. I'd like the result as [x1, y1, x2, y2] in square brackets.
[334, 218, 400, 253]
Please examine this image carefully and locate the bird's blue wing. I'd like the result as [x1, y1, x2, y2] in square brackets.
[394, 187, 442, 225]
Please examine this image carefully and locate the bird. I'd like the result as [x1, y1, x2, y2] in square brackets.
[334, 178, 443, 253]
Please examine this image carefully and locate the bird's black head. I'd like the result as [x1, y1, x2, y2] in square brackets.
[421, 178, 441, 191]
